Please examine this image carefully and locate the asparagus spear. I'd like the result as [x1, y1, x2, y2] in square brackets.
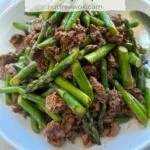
[143, 64, 150, 78]
[118, 46, 135, 89]
[31, 117, 40, 133]
[26, 50, 79, 92]
[37, 37, 57, 49]
[10, 61, 37, 86]
[114, 115, 131, 124]
[100, 58, 109, 90]
[113, 80, 148, 126]
[64, 12, 81, 30]
[4, 71, 12, 105]
[72, 60, 94, 100]
[39, 11, 52, 20]
[137, 66, 146, 91]
[129, 52, 142, 67]
[13, 22, 31, 32]
[98, 11, 119, 36]
[25, 12, 41, 17]
[84, 44, 115, 63]
[90, 16, 104, 26]
[50, 84, 86, 116]
[48, 12, 64, 24]
[61, 13, 71, 28]
[129, 20, 139, 28]
[18, 95, 46, 130]
[80, 12, 90, 27]
[0, 86, 25, 94]
[54, 76, 92, 108]
[82, 112, 101, 145]
[145, 87, 150, 117]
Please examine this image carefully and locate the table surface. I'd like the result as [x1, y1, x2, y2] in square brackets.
[0, 0, 150, 150]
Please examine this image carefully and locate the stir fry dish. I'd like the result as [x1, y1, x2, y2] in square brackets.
[0, 10, 150, 147]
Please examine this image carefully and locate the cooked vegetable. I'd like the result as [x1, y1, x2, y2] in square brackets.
[81, 12, 90, 27]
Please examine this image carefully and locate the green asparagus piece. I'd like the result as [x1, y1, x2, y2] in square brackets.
[114, 115, 131, 124]
[0, 87, 25, 95]
[129, 20, 139, 28]
[98, 103, 107, 133]
[50, 84, 86, 116]
[118, 46, 135, 89]
[81, 12, 90, 27]
[48, 12, 64, 24]
[31, 117, 40, 133]
[64, 12, 81, 30]
[129, 52, 142, 67]
[123, 43, 134, 51]
[90, 16, 104, 26]
[98, 11, 119, 36]
[145, 87, 150, 117]
[61, 13, 71, 28]
[82, 112, 101, 145]
[13, 22, 31, 32]
[72, 60, 94, 100]
[4, 71, 12, 105]
[40, 11, 53, 20]
[100, 58, 109, 90]
[113, 80, 148, 126]
[25, 12, 41, 17]
[137, 66, 146, 91]
[84, 44, 115, 63]
[37, 37, 57, 49]
[18, 95, 46, 130]
[54, 76, 92, 108]
[10, 61, 37, 86]
[42, 88, 55, 97]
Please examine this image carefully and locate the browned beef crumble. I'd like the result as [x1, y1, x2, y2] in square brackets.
[5, 64, 17, 77]
[44, 46, 61, 62]
[0, 53, 16, 79]
[46, 93, 67, 113]
[24, 30, 39, 47]
[83, 65, 99, 78]
[102, 121, 120, 137]
[89, 24, 106, 46]
[33, 50, 49, 72]
[63, 69, 73, 79]
[128, 88, 145, 104]
[111, 14, 125, 26]
[90, 76, 107, 103]
[55, 24, 85, 54]
[85, 44, 98, 51]
[105, 89, 131, 123]
[31, 18, 43, 32]
[66, 130, 78, 143]
[10, 34, 25, 50]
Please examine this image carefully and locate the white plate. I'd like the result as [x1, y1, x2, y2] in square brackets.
[0, 0, 150, 150]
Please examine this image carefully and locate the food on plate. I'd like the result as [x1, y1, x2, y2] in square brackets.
[0, 10, 149, 147]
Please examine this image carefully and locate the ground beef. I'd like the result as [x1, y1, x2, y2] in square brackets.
[55, 24, 85, 53]
[104, 31, 124, 44]
[102, 121, 120, 137]
[5, 64, 17, 77]
[111, 14, 124, 26]
[85, 44, 97, 51]
[90, 76, 107, 103]
[0, 53, 16, 79]
[80, 132, 93, 147]
[24, 30, 39, 47]
[107, 53, 117, 68]
[90, 100, 100, 112]
[128, 88, 145, 104]
[89, 24, 106, 46]
[31, 18, 43, 32]
[10, 34, 25, 50]
[66, 130, 78, 144]
[44, 46, 61, 62]
[33, 50, 49, 72]
[45, 93, 67, 113]
[63, 69, 73, 79]
[44, 121, 65, 147]
[83, 65, 98, 78]
[105, 89, 130, 123]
